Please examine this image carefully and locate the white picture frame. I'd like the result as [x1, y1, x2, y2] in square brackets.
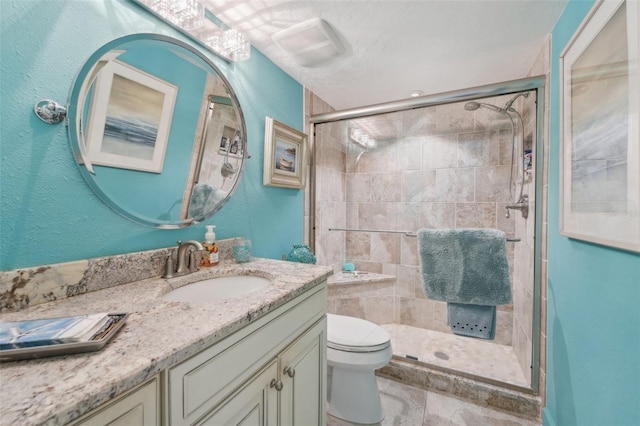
[263, 117, 308, 189]
[85, 60, 177, 173]
[559, 0, 640, 252]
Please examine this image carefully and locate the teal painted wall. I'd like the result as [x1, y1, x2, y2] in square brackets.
[546, 1, 640, 425]
[0, 0, 304, 270]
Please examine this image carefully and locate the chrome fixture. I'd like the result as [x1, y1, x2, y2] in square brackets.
[328, 227, 521, 242]
[168, 240, 204, 277]
[464, 92, 531, 219]
[463, 101, 503, 113]
[131, 0, 250, 62]
[506, 194, 529, 219]
[463, 92, 529, 114]
[503, 92, 529, 112]
[34, 100, 67, 124]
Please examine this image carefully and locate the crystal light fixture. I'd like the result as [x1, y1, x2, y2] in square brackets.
[222, 29, 251, 61]
[134, 0, 250, 62]
[350, 128, 376, 149]
[145, 0, 204, 29]
[171, 0, 205, 30]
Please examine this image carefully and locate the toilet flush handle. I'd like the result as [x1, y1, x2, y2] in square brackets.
[283, 366, 296, 378]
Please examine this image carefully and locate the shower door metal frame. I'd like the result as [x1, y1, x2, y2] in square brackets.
[309, 75, 546, 395]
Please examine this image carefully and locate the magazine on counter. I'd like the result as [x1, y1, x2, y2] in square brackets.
[0, 313, 116, 350]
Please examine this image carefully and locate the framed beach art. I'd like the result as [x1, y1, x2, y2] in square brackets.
[559, 0, 640, 252]
[84, 60, 177, 173]
[263, 117, 308, 189]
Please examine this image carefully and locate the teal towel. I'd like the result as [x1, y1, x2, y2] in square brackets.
[447, 303, 495, 340]
[188, 183, 227, 219]
[417, 228, 511, 305]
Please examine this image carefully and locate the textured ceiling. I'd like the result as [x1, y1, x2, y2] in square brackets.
[205, 0, 567, 111]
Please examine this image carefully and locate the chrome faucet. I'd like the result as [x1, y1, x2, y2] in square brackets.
[168, 240, 204, 277]
[505, 194, 529, 219]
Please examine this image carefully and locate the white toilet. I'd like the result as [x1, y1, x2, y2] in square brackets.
[326, 313, 393, 424]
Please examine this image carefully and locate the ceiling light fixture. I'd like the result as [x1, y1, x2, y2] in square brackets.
[133, 0, 251, 62]
[221, 29, 251, 61]
[350, 128, 376, 149]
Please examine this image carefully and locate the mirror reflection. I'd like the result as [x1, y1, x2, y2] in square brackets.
[68, 34, 247, 228]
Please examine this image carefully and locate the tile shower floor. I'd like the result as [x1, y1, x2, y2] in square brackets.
[327, 375, 541, 426]
[381, 324, 528, 388]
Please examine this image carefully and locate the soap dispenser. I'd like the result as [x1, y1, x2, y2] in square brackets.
[200, 225, 219, 267]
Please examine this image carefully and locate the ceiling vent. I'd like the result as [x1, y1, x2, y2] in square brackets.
[272, 18, 344, 67]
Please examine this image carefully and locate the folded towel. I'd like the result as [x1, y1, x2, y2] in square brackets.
[447, 303, 495, 339]
[188, 182, 227, 219]
[417, 228, 511, 305]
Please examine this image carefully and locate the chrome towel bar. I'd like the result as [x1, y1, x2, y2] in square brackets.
[327, 227, 520, 242]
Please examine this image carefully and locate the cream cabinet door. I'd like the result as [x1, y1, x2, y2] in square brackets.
[197, 360, 279, 426]
[279, 317, 327, 426]
[167, 285, 327, 426]
[71, 376, 159, 426]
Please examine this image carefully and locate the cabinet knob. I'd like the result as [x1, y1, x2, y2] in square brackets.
[270, 379, 283, 391]
[283, 366, 296, 378]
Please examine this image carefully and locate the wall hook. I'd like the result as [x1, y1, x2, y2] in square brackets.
[34, 99, 67, 124]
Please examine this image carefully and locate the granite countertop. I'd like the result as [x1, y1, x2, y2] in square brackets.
[0, 258, 332, 426]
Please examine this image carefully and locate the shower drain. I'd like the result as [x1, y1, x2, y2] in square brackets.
[434, 351, 449, 360]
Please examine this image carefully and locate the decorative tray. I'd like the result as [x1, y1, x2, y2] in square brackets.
[0, 313, 129, 362]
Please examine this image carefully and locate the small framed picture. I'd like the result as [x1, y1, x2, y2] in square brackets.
[263, 117, 308, 189]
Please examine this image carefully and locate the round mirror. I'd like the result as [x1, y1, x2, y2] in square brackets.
[67, 34, 247, 228]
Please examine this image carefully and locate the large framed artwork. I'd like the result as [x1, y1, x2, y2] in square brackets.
[263, 117, 308, 189]
[85, 60, 177, 173]
[560, 0, 639, 252]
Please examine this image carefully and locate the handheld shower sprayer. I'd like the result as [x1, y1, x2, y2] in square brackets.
[465, 92, 530, 114]
[463, 91, 531, 220]
[463, 101, 503, 113]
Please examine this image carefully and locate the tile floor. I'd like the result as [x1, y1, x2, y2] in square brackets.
[382, 324, 528, 388]
[327, 375, 541, 426]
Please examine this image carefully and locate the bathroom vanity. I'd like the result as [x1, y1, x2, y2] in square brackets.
[0, 258, 332, 426]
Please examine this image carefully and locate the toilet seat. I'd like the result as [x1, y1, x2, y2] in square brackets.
[327, 314, 391, 353]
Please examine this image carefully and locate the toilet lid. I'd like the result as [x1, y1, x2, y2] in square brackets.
[326, 314, 391, 353]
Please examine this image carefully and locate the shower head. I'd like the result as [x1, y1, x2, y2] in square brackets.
[463, 101, 503, 113]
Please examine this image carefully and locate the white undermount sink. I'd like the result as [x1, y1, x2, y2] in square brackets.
[163, 275, 271, 303]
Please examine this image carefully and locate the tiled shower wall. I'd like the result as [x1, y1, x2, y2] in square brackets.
[304, 93, 345, 271]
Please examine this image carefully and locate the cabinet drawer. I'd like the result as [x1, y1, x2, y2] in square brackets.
[167, 285, 326, 425]
[70, 376, 160, 426]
